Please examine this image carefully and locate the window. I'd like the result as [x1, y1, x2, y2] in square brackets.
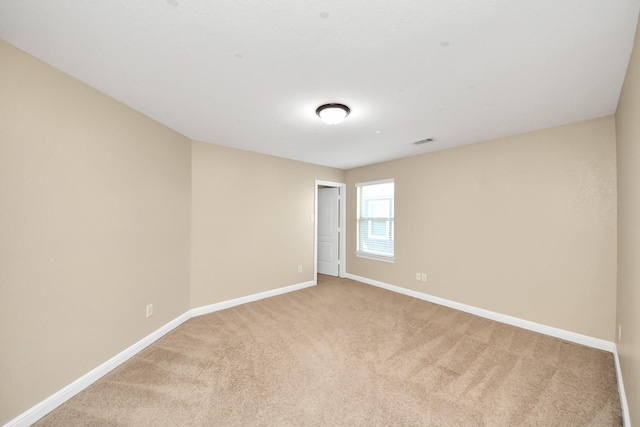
[356, 179, 394, 261]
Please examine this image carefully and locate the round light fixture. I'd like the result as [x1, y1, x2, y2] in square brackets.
[316, 103, 350, 125]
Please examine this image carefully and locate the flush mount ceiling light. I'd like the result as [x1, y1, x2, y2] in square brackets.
[316, 103, 350, 125]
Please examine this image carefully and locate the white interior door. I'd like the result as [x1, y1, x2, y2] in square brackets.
[317, 187, 340, 276]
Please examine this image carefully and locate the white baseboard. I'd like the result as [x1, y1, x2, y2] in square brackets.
[345, 273, 616, 352]
[613, 347, 631, 426]
[190, 280, 316, 317]
[347, 274, 630, 424]
[7, 277, 624, 425]
[4, 311, 191, 427]
[5, 280, 315, 427]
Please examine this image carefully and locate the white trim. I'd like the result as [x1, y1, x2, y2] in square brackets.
[314, 180, 347, 279]
[355, 252, 396, 263]
[355, 179, 395, 262]
[345, 273, 616, 352]
[355, 178, 394, 187]
[349, 272, 629, 422]
[190, 280, 316, 317]
[6, 280, 315, 427]
[8, 277, 623, 426]
[613, 346, 631, 426]
[4, 312, 191, 427]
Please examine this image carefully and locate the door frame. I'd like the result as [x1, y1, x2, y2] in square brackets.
[314, 180, 347, 281]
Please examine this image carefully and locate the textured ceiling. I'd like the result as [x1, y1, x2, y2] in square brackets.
[1, 1, 639, 169]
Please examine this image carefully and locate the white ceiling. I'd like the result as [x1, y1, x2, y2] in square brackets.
[1, 1, 639, 169]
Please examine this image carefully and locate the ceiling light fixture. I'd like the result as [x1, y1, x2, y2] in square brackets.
[316, 103, 350, 125]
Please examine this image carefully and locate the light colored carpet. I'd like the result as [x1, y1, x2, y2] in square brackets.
[36, 275, 622, 426]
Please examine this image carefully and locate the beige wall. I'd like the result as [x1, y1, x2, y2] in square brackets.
[615, 13, 640, 424]
[0, 32, 632, 424]
[191, 141, 344, 307]
[0, 41, 192, 423]
[346, 117, 617, 341]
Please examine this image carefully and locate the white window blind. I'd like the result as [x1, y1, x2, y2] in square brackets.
[356, 179, 394, 261]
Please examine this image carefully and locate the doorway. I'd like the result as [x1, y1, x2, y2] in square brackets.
[315, 180, 346, 280]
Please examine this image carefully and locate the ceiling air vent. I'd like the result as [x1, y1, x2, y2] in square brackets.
[412, 137, 434, 145]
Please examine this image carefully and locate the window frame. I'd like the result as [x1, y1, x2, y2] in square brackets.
[355, 178, 395, 263]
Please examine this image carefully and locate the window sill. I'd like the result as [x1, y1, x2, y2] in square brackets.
[355, 252, 395, 263]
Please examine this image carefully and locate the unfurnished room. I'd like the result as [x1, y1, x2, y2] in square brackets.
[1, 1, 640, 426]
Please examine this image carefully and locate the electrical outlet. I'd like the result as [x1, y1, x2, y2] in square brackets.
[421, 273, 427, 282]
[618, 324, 622, 341]
[298, 265, 303, 273]
[415, 273, 421, 280]
[146, 303, 153, 318]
